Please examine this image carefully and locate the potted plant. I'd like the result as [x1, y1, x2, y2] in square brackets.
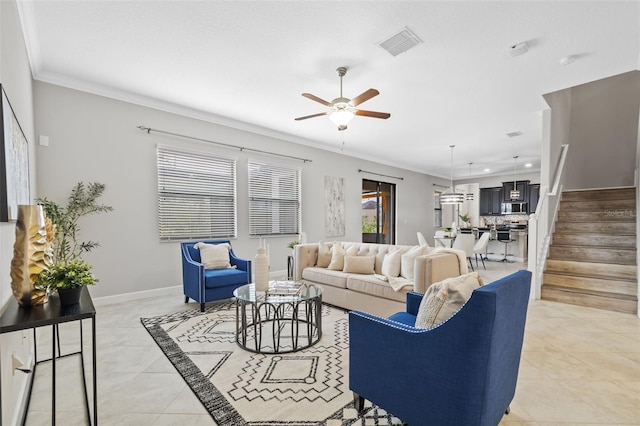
[288, 240, 300, 255]
[459, 213, 471, 228]
[36, 182, 113, 305]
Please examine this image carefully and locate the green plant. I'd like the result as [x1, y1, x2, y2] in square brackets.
[362, 216, 377, 233]
[288, 240, 300, 249]
[37, 182, 113, 264]
[443, 227, 452, 233]
[36, 259, 98, 290]
[459, 213, 471, 223]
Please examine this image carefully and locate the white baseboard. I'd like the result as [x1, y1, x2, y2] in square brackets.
[92, 285, 182, 306]
[92, 269, 289, 307]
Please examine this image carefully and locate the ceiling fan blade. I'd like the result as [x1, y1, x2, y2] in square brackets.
[301, 93, 332, 107]
[294, 112, 328, 121]
[350, 88, 379, 107]
[355, 109, 391, 119]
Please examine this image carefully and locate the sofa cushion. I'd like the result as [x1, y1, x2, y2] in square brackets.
[400, 245, 426, 281]
[317, 241, 332, 268]
[328, 242, 346, 270]
[414, 272, 484, 329]
[343, 255, 375, 274]
[203, 267, 247, 288]
[194, 242, 231, 270]
[347, 275, 408, 303]
[381, 248, 402, 277]
[302, 267, 349, 289]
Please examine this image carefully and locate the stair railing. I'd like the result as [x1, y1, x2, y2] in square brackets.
[527, 144, 569, 298]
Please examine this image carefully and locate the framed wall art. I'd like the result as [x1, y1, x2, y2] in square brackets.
[0, 84, 30, 222]
[324, 176, 345, 237]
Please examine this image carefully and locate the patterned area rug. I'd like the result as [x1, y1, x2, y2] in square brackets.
[141, 300, 405, 425]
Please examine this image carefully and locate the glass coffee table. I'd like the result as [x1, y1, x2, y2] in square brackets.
[233, 281, 323, 354]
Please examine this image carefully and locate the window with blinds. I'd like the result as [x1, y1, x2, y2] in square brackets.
[157, 146, 237, 240]
[248, 160, 301, 237]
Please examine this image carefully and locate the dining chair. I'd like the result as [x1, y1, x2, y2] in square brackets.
[452, 233, 475, 271]
[434, 230, 446, 247]
[473, 232, 491, 270]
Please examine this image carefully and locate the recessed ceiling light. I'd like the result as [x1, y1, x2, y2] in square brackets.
[484, 168, 491, 172]
[525, 163, 532, 168]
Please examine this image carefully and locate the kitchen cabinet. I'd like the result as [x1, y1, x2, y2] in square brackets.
[528, 184, 540, 214]
[480, 187, 502, 215]
[502, 180, 529, 202]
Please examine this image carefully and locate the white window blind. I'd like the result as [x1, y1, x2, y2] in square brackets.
[248, 160, 301, 237]
[157, 146, 237, 240]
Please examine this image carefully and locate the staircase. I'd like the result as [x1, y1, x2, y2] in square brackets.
[541, 187, 638, 314]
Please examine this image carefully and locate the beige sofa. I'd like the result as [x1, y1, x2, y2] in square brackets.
[293, 241, 464, 317]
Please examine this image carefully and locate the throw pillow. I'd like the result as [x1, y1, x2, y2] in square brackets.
[343, 255, 375, 274]
[194, 242, 231, 270]
[400, 245, 426, 281]
[414, 272, 484, 329]
[345, 244, 359, 256]
[381, 248, 402, 277]
[317, 241, 332, 268]
[327, 242, 345, 270]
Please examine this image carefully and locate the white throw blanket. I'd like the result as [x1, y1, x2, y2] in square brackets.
[430, 247, 469, 274]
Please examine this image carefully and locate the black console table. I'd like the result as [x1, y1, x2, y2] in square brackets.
[0, 287, 97, 425]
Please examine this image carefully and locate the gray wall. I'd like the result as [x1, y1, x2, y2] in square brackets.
[34, 81, 447, 300]
[0, 1, 37, 424]
[563, 71, 639, 190]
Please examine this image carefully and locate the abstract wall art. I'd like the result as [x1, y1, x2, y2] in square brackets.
[324, 176, 345, 237]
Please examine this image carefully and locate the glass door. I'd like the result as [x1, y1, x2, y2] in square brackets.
[361, 179, 396, 244]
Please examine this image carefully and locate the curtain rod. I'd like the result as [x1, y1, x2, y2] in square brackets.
[137, 126, 313, 163]
[358, 169, 404, 181]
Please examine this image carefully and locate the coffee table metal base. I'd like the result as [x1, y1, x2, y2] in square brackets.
[235, 295, 322, 354]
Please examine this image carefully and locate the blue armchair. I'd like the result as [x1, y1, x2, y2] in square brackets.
[181, 240, 252, 312]
[349, 270, 531, 426]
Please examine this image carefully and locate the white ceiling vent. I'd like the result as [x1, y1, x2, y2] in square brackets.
[378, 26, 423, 56]
[507, 131, 523, 138]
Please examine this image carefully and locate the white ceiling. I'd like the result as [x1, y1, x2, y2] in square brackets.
[17, 1, 640, 179]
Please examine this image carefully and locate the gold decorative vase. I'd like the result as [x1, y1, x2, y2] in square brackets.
[10, 205, 52, 306]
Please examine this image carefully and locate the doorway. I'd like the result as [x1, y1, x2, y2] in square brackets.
[361, 179, 396, 244]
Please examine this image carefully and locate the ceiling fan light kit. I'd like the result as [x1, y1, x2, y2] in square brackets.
[295, 66, 390, 131]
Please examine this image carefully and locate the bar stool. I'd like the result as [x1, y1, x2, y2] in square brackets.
[497, 231, 515, 262]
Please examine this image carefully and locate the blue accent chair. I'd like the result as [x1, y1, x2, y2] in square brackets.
[349, 270, 531, 426]
[181, 240, 252, 312]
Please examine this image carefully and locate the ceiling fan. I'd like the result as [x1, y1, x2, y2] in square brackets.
[295, 67, 390, 131]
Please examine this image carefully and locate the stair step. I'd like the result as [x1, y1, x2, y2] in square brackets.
[545, 259, 637, 280]
[561, 187, 636, 202]
[548, 245, 636, 264]
[560, 198, 636, 211]
[555, 222, 636, 234]
[542, 272, 637, 296]
[557, 211, 635, 222]
[541, 286, 638, 314]
[552, 233, 636, 248]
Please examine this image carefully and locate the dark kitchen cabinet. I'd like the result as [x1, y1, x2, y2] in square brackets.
[502, 180, 529, 202]
[480, 187, 502, 215]
[528, 184, 540, 214]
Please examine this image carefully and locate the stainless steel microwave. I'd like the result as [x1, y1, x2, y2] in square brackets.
[501, 203, 527, 215]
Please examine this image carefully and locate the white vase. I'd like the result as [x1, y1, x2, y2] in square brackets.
[254, 247, 269, 292]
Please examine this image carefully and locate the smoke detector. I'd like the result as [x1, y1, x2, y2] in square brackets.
[508, 42, 528, 57]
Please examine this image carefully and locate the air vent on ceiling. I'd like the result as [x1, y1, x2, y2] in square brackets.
[507, 131, 523, 138]
[377, 26, 423, 56]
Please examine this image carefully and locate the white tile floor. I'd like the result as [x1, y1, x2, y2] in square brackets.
[23, 259, 640, 425]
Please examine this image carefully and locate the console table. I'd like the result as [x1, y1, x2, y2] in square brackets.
[0, 287, 97, 426]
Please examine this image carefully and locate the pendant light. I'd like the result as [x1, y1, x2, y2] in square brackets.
[440, 145, 464, 204]
[510, 155, 520, 200]
[465, 162, 474, 201]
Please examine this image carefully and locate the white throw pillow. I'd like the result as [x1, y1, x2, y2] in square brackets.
[343, 255, 375, 274]
[381, 248, 402, 277]
[400, 245, 425, 281]
[327, 242, 345, 270]
[414, 272, 484, 329]
[345, 244, 359, 256]
[317, 241, 332, 268]
[194, 242, 231, 270]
